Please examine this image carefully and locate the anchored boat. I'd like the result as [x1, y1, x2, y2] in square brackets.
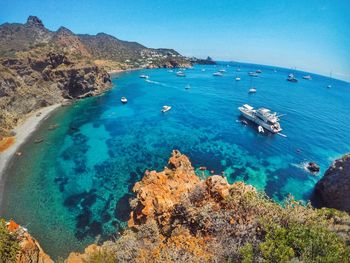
[121, 97, 128, 104]
[213, 72, 223, 76]
[287, 73, 298, 82]
[161, 105, 172, 113]
[238, 104, 282, 133]
[176, 71, 186, 77]
[139, 74, 149, 79]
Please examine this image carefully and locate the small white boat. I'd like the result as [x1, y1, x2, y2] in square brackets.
[161, 105, 172, 113]
[213, 72, 223, 76]
[176, 71, 186, 77]
[219, 69, 226, 73]
[236, 68, 241, 72]
[235, 77, 241, 81]
[256, 69, 262, 74]
[327, 84, 332, 89]
[258, 126, 264, 133]
[201, 69, 206, 72]
[248, 88, 257, 93]
[302, 75, 312, 80]
[185, 84, 191, 90]
[121, 97, 128, 104]
[139, 74, 149, 79]
[248, 72, 259, 77]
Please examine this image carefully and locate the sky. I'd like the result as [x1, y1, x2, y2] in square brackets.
[1, 0, 350, 81]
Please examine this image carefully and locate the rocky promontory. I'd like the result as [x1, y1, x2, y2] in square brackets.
[315, 153, 350, 213]
[66, 150, 350, 263]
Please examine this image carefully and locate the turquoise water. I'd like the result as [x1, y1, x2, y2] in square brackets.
[1, 62, 350, 259]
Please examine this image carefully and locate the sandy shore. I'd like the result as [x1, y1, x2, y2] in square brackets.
[0, 104, 61, 187]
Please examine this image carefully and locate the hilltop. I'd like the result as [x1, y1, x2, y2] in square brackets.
[0, 16, 192, 136]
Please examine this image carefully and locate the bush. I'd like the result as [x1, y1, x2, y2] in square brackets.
[0, 219, 20, 263]
[259, 221, 350, 262]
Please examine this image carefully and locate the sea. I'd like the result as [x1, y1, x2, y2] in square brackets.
[1, 62, 349, 259]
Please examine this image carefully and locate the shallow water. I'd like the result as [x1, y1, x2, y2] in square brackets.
[1, 62, 350, 258]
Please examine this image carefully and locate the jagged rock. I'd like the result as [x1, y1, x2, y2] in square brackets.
[315, 154, 350, 212]
[26, 16, 45, 28]
[307, 162, 320, 173]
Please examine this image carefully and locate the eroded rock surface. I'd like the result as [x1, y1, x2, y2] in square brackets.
[315, 153, 350, 212]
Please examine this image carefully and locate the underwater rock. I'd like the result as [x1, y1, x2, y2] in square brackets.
[307, 162, 320, 173]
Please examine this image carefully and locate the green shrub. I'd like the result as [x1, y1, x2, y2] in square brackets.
[0, 219, 20, 263]
[259, 221, 350, 263]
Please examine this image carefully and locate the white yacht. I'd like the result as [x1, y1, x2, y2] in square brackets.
[176, 71, 186, 77]
[219, 69, 226, 73]
[161, 105, 172, 112]
[238, 104, 282, 133]
[121, 97, 128, 104]
[139, 74, 149, 79]
[235, 77, 241, 81]
[213, 72, 223, 76]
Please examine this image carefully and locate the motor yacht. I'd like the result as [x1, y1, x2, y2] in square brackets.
[238, 104, 282, 133]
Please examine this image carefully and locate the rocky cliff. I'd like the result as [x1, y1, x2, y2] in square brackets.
[315, 153, 350, 213]
[0, 52, 111, 135]
[66, 150, 350, 263]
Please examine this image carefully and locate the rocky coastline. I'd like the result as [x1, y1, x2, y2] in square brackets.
[1, 150, 350, 262]
[315, 153, 350, 213]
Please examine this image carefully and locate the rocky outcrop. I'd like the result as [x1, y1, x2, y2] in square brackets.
[315, 153, 350, 213]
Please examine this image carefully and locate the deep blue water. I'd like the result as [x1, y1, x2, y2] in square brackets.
[1, 62, 350, 259]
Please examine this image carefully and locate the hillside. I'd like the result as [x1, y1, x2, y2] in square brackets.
[0, 16, 192, 136]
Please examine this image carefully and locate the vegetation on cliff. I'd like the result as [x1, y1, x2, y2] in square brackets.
[0, 219, 20, 263]
[67, 151, 350, 263]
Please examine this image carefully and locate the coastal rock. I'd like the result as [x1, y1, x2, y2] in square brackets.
[307, 162, 320, 173]
[315, 154, 350, 212]
[129, 150, 200, 227]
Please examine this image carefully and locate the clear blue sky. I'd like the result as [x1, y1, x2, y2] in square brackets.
[1, 0, 349, 81]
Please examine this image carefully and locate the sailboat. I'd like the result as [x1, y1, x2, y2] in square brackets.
[327, 72, 332, 88]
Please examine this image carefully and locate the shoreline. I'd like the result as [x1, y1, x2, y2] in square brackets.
[0, 104, 61, 203]
[107, 67, 142, 76]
